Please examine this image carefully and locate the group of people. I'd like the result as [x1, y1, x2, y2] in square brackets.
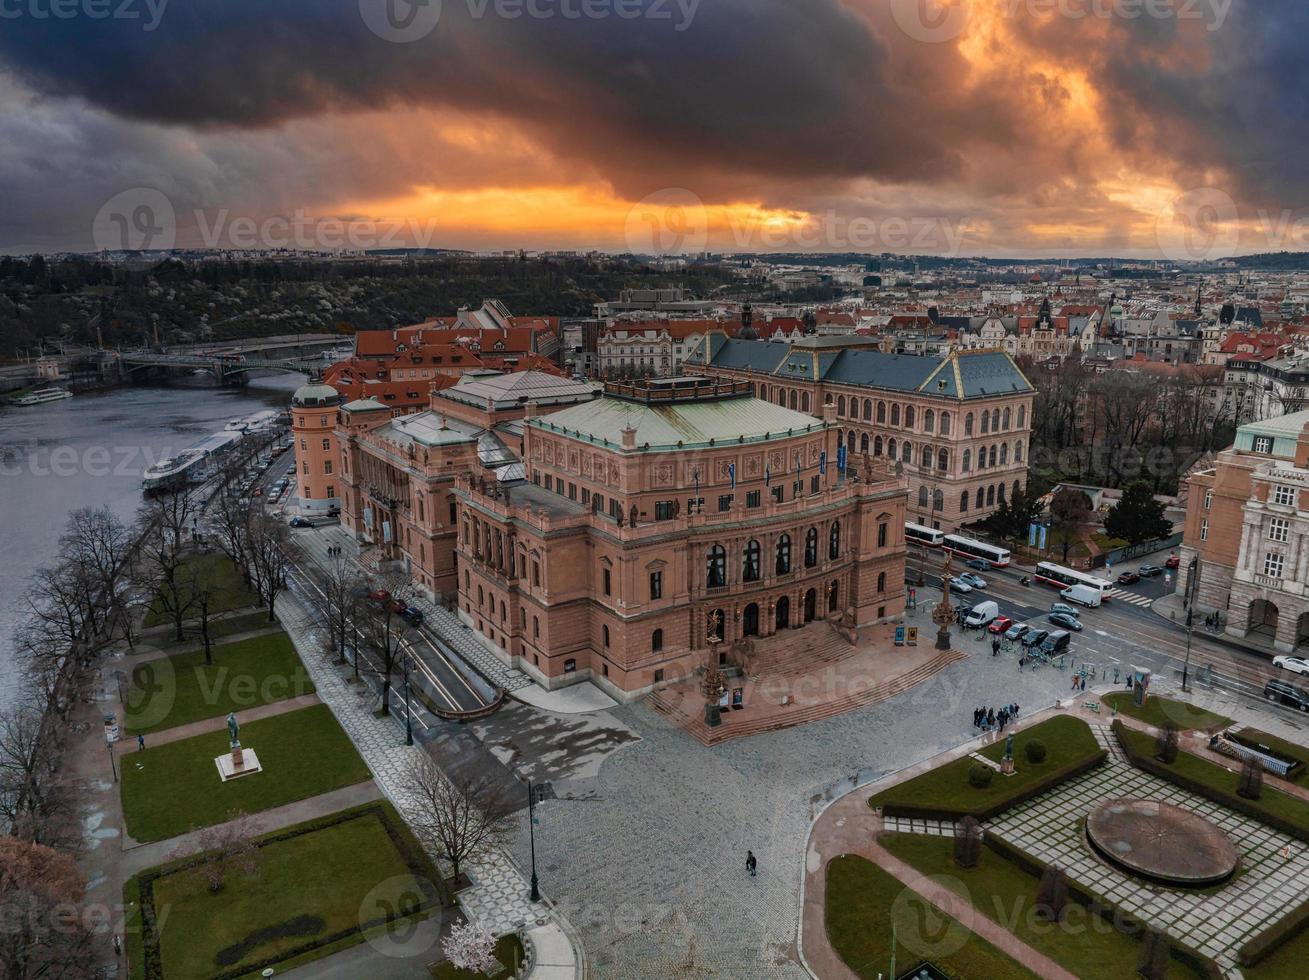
[1071, 673, 1088, 691]
[327, 545, 344, 558]
[973, 703, 1019, 732]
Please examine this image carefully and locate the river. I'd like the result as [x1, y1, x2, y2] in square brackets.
[0, 374, 303, 710]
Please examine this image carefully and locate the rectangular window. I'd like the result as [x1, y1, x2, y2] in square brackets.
[1274, 485, 1295, 506]
[877, 522, 888, 548]
[582, 488, 591, 506]
[1203, 489, 1213, 509]
[1200, 519, 1208, 541]
[771, 486, 784, 504]
[1269, 518, 1289, 543]
[1254, 436, 1273, 453]
[323, 460, 333, 475]
[655, 500, 674, 520]
[532, 562, 541, 587]
[568, 483, 577, 501]
[326, 487, 335, 499]
[650, 570, 663, 600]
[654, 669, 665, 684]
[603, 567, 611, 595]
[1265, 552, 1285, 578]
[718, 494, 734, 513]
[322, 438, 331, 451]
[746, 490, 761, 509]
[687, 497, 704, 514]
[610, 499, 622, 520]
[810, 475, 820, 495]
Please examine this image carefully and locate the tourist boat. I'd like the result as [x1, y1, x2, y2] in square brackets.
[141, 430, 243, 492]
[12, 387, 73, 406]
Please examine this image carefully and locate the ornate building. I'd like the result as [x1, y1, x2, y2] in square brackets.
[290, 381, 343, 517]
[452, 377, 908, 700]
[686, 335, 1034, 531]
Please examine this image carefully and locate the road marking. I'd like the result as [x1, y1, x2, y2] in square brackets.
[1105, 588, 1155, 607]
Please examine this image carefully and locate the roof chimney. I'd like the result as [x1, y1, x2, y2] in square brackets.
[621, 425, 637, 450]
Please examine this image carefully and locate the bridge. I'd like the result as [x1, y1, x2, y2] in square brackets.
[115, 335, 344, 384]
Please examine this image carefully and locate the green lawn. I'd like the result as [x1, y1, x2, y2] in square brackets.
[1117, 725, 1309, 836]
[870, 716, 1103, 818]
[880, 835, 1207, 979]
[1103, 692, 1232, 733]
[121, 704, 371, 843]
[1244, 926, 1309, 980]
[825, 854, 1038, 980]
[1230, 728, 1309, 784]
[143, 553, 260, 628]
[431, 934, 526, 979]
[124, 803, 440, 980]
[126, 631, 314, 736]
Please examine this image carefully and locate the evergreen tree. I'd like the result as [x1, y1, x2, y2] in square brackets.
[1105, 481, 1172, 545]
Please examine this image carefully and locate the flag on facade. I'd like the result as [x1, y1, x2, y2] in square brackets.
[819, 451, 827, 475]
[728, 462, 736, 489]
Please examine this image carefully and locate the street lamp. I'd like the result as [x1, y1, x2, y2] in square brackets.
[527, 781, 542, 903]
[1182, 556, 1200, 692]
[402, 649, 413, 747]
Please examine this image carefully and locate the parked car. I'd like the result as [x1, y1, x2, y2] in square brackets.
[1264, 679, 1309, 712]
[1139, 564, 1165, 578]
[1004, 623, 1030, 642]
[1049, 611, 1083, 631]
[369, 588, 391, 604]
[1039, 630, 1073, 656]
[989, 616, 1014, 634]
[958, 572, 988, 589]
[965, 601, 1000, 628]
[948, 576, 974, 594]
[1021, 628, 1049, 649]
[1116, 571, 1141, 585]
[400, 606, 424, 627]
[288, 516, 312, 528]
[1272, 656, 1309, 677]
[1165, 554, 1180, 570]
[965, 558, 992, 571]
[268, 490, 282, 503]
[252, 487, 264, 497]
[1050, 603, 1081, 619]
[388, 598, 409, 616]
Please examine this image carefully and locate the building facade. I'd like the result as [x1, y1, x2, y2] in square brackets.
[453, 378, 909, 700]
[1177, 410, 1309, 653]
[687, 336, 1034, 531]
[290, 382, 343, 516]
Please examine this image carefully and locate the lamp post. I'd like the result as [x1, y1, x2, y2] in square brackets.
[1182, 556, 1200, 692]
[106, 735, 117, 783]
[527, 781, 542, 903]
[403, 649, 413, 747]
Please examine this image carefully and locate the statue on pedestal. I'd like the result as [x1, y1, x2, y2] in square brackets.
[932, 552, 956, 651]
[703, 609, 726, 727]
[226, 711, 240, 748]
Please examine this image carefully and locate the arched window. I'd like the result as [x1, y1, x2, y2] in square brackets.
[838, 395, 847, 417]
[965, 413, 974, 435]
[940, 411, 951, 435]
[989, 445, 998, 467]
[829, 580, 840, 611]
[901, 441, 912, 463]
[891, 404, 901, 426]
[477, 585, 484, 606]
[652, 629, 663, 652]
[921, 446, 932, 468]
[877, 572, 886, 593]
[877, 401, 886, 423]
[1000, 443, 1009, 465]
[981, 409, 990, 434]
[934, 489, 944, 512]
[963, 449, 971, 472]
[960, 490, 969, 512]
[860, 433, 870, 453]
[998, 482, 1007, 502]
[707, 545, 727, 588]
[976, 487, 985, 509]
[1018, 405, 1027, 429]
[888, 438, 897, 459]
[924, 409, 935, 432]
[987, 485, 996, 506]
[789, 390, 798, 410]
[1015, 441, 1024, 462]
[829, 520, 840, 560]
[776, 534, 792, 575]
[743, 539, 761, 582]
[603, 624, 610, 647]
[805, 527, 818, 568]
[938, 448, 949, 471]
[905, 405, 916, 428]
[1003, 407, 1012, 430]
[1013, 479, 1022, 501]
[874, 435, 883, 456]
[864, 399, 873, 421]
[848, 431, 857, 453]
[801, 392, 811, 413]
[919, 486, 930, 507]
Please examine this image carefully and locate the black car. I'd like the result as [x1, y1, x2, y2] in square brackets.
[400, 606, 424, 627]
[1116, 571, 1140, 585]
[1264, 679, 1309, 712]
[1021, 628, 1049, 649]
[1139, 564, 1165, 578]
[1048, 611, 1083, 631]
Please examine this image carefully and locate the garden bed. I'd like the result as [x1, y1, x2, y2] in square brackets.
[1103, 693, 1232, 733]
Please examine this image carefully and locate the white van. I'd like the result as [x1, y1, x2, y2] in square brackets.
[964, 601, 1000, 628]
[1061, 584, 1103, 608]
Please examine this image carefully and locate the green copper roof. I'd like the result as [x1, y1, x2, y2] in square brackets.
[529, 393, 823, 451]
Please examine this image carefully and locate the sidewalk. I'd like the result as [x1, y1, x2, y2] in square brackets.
[274, 588, 586, 977]
[1151, 591, 1279, 660]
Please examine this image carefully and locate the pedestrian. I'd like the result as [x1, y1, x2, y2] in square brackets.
[137, 733, 145, 752]
[1072, 675, 1079, 691]
[973, 707, 981, 728]
[747, 851, 757, 877]
[987, 708, 995, 728]
[1018, 655, 1025, 669]
[1013, 703, 1020, 717]
[992, 639, 1000, 657]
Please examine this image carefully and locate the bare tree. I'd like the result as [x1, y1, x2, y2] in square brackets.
[168, 811, 263, 894]
[136, 488, 200, 641]
[297, 543, 366, 665]
[1155, 723, 1180, 764]
[402, 755, 514, 905]
[245, 512, 292, 623]
[0, 835, 97, 979]
[209, 486, 254, 582]
[355, 570, 416, 716]
[57, 506, 131, 638]
[0, 698, 72, 847]
[1237, 756, 1264, 800]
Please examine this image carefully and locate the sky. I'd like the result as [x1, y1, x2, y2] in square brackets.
[0, 0, 1306, 258]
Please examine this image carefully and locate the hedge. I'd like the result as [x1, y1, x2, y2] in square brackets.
[1239, 895, 1309, 967]
[879, 750, 1107, 822]
[1112, 721, 1309, 846]
[982, 834, 1222, 980]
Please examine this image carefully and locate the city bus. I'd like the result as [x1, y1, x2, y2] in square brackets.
[1034, 562, 1112, 599]
[904, 522, 945, 548]
[942, 534, 1012, 568]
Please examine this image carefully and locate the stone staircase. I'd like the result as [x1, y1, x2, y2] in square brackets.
[649, 641, 967, 746]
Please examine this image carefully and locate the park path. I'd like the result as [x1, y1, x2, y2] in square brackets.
[115, 691, 321, 751]
[800, 705, 1084, 980]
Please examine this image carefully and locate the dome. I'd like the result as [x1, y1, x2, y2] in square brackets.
[292, 382, 341, 408]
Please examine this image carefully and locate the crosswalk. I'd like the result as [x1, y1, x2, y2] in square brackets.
[1105, 588, 1155, 608]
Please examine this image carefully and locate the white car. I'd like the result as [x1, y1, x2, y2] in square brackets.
[1273, 656, 1309, 676]
[958, 572, 988, 589]
[948, 576, 974, 594]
